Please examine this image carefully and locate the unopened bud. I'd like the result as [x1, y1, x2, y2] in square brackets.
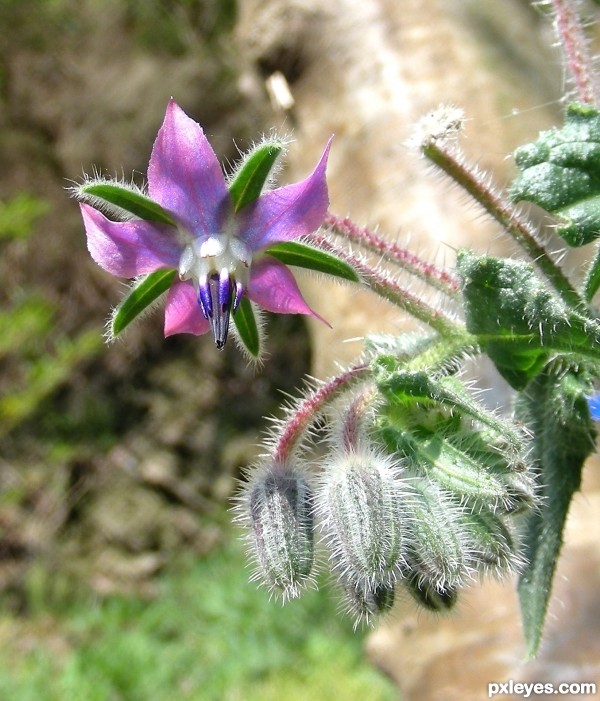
[498, 470, 537, 515]
[462, 510, 523, 576]
[404, 482, 470, 590]
[318, 449, 406, 586]
[238, 460, 315, 600]
[341, 578, 396, 627]
[404, 573, 458, 612]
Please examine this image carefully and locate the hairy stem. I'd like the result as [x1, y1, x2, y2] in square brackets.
[310, 233, 464, 337]
[551, 0, 600, 105]
[422, 141, 583, 309]
[272, 363, 370, 464]
[325, 212, 460, 296]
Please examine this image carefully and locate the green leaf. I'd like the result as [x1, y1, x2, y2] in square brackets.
[515, 367, 596, 657]
[228, 141, 285, 212]
[265, 241, 360, 282]
[110, 269, 176, 338]
[457, 250, 600, 389]
[583, 240, 600, 301]
[233, 297, 260, 358]
[79, 183, 176, 225]
[510, 103, 600, 246]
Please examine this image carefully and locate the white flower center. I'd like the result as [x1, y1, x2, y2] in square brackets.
[178, 233, 252, 349]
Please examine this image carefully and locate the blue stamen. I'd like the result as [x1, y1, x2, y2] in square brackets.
[233, 281, 244, 313]
[202, 270, 234, 350]
[197, 276, 213, 319]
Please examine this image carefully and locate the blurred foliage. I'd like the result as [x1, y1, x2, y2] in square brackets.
[0, 533, 396, 701]
[123, 0, 238, 53]
[0, 193, 103, 440]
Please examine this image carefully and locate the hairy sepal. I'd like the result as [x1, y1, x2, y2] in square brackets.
[108, 269, 176, 341]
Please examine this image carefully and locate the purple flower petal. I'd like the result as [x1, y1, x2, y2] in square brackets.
[148, 99, 231, 236]
[237, 138, 332, 251]
[81, 204, 180, 277]
[247, 257, 330, 325]
[164, 279, 211, 337]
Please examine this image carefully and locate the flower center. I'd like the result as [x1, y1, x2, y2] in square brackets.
[178, 233, 251, 349]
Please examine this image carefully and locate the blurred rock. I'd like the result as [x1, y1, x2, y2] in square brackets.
[366, 467, 600, 700]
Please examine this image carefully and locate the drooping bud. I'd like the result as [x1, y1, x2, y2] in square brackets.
[317, 448, 407, 587]
[461, 510, 523, 577]
[404, 573, 458, 612]
[340, 578, 396, 628]
[237, 460, 315, 600]
[403, 481, 471, 591]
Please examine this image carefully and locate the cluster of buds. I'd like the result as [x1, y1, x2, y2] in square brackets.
[236, 360, 534, 626]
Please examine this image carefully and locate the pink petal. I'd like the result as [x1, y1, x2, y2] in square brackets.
[237, 138, 332, 251]
[81, 204, 180, 277]
[148, 99, 231, 236]
[247, 257, 330, 325]
[164, 278, 211, 336]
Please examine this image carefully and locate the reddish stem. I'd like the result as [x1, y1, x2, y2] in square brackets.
[272, 363, 369, 464]
[552, 0, 600, 105]
[325, 213, 460, 295]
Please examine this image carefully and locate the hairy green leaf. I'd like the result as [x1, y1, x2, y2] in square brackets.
[510, 103, 600, 246]
[515, 367, 596, 658]
[233, 297, 260, 358]
[457, 250, 600, 389]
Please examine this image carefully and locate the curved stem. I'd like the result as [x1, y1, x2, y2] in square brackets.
[422, 141, 584, 310]
[272, 363, 370, 464]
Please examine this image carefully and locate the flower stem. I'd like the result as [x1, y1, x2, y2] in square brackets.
[310, 233, 464, 337]
[340, 389, 375, 454]
[324, 213, 460, 296]
[551, 0, 600, 106]
[422, 140, 583, 309]
[272, 363, 370, 464]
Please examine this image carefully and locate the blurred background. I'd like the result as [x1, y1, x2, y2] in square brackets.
[0, 1, 598, 699]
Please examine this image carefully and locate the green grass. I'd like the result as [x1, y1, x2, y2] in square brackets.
[0, 534, 397, 701]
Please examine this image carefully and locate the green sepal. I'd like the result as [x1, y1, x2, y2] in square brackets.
[374, 364, 522, 446]
[233, 297, 260, 358]
[79, 182, 177, 226]
[510, 103, 600, 247]
[110, 269, 176, 339]
[515, 367, 597, 658]
[373, 364, 530, 511]
[457, 250, 600, 389]
[265, 241, 360, 282]
[228, 140, 285, 212]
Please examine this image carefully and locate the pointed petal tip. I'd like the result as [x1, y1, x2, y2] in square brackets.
[248, 257, 332, 328]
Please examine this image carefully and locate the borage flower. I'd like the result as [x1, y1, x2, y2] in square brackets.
[77, 99, 334, 352]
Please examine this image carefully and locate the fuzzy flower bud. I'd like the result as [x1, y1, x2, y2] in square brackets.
[237, 460, 315, 600]
[340, 578, 396, 628]
[403, 481, 471, 591]
[317, 448, 407, 587]
[404, 574, 458, 612]
[461, 510, 523, 577]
